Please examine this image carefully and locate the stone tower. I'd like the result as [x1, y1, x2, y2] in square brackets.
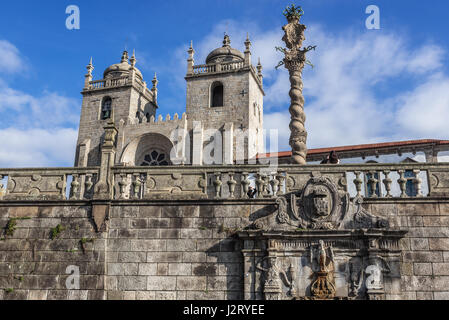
[75, 50, 158, 167]
[185, 34, 265, 164]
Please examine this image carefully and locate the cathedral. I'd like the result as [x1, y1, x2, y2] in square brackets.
[1, 6, 449, 301]
[75, 34, 264, 168]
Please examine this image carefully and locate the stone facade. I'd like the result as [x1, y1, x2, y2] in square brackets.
[1, 162, 449, 300]
[75, 35, 264, 168]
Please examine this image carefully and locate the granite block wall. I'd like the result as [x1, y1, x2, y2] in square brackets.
[0, 200, 448, 300]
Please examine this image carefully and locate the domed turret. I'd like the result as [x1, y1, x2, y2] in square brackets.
[205, 34, 244, 64]
[103, 50, 143, 80]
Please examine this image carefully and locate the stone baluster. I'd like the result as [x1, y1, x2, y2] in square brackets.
[241, 172, 250, 198]
[382, 170, 392, 198]
[132, 174, 142, 199]
[255, 174, 264, 198]
[353, 171, 363, 198]
[397, 170, 407, 198]
[118, 174, 128, 200]
[270, 174, 280, 197]
[0, 175, 5, 199]
[84, 174, 93, 199]
[262, 175, 270, 197]
[227, 173, 237, 199]
[69, 174, 80, 200]
[213, 173, 222, 199]
[413, 169, 423, 197]
[367, 171, 378, 198]
[276, 174, 285, 196]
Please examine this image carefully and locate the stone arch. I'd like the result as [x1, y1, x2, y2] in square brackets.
[120, 133, 174, 166]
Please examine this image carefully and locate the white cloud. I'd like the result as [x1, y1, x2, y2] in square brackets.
[0, 85, 80, 129]
[395, 73, 449, 139]
[0, 40, 26, 74]
[0, 39, 80, 168]
[169, 21, 449, 153]
[0, 128, 77, 168]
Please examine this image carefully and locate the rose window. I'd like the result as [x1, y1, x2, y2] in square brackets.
[141, 150, 169, 166]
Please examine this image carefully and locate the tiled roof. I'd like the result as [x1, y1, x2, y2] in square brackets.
[257, 139, 449, 159]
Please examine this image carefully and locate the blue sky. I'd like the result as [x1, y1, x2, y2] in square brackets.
[1, 0, 449, 167]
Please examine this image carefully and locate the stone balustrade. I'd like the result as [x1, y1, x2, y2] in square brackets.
[192, 61, 245, 75]
[0, 168, 99, 201]
[87, 76, 130, 91]
[0, 163, 448, 201]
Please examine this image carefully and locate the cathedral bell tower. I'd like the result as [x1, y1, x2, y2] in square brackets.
[75, 51, 158, 167]
[185, 34, 265, 164]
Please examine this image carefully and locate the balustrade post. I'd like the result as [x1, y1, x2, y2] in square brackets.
[397, 170, 407, 198]
[353, 171, 363, 198]
[118, 174, 128, 199]
[256, 174, 264, 198]
[382, 170, 392, 198]
[132, 174, 142, 200]
[276, 174, 286, 196]
[227, 173, 237, 199]
[413, 169, 423, 197]
[213, 172, 222, 199]
[241, 172, 250, 198]
[69, 174, 80, 200]
[270, 174, 280, 197]
[0, 175, 5, 199]
[367, 171, 378, 198]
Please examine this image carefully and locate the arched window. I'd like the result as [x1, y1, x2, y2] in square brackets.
[101, 97, 112, 120]
[211, 82, 223, 107]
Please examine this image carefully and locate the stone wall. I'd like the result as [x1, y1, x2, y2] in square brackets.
[368, 199, 449, 300]
[0, 204, 105, 300]
[1, 198, 449, 300]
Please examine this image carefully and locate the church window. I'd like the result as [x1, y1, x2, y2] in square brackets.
[141, 150, 169, 166]
[211, 82, 224, 107]
[101, 97, 112, 120]
[146, 113, 151, 122]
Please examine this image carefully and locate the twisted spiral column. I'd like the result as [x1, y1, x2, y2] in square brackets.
[286, 61, 307, 164]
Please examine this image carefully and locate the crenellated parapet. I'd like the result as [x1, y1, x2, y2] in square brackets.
[124, 112, 187, 126]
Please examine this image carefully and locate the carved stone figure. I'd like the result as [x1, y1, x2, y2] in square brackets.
[309, 240, 336, 299]
[256, 256, 283, 300]
[349, 258, 364, 297]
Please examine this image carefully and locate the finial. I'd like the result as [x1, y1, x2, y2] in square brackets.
[244, 33, 251, 51]
[130, 49, 136, 67]
[121, 50, 129, 63]
[152, 72, 158, 88]
[257, 57, 262, 74]
[188, 40, 194, 55]
[86, 57, 94, 75]
[223, 34, 231, 47]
